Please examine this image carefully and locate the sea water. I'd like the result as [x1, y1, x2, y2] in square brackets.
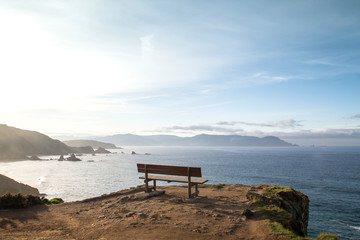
[0, 146, 359, 239]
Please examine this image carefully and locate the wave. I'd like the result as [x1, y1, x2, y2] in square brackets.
[38, 176, 46, 185]
[350, 226, 360, 231]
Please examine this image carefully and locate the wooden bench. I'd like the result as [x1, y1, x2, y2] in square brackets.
[137, 163, 208, 198]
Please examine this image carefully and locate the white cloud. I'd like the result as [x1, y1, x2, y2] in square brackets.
[215, 119, 303, 128]
[158, 124, 243, 136]
[140, 34, 154, 56]
[248, 72, 294, 84]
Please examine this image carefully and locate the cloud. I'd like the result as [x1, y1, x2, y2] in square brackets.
[350, 114, 360, 119]
[304, 59, 337, 66]
[215, 119, 302, 128]
[140, 34, 154, 56]
[153, 124, 360, 141]
[247, 72, 294, 84]
[215, 121, 238, 126]
[158, 124, 243, 135]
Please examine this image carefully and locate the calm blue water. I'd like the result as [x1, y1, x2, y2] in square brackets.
[0, 146, 359, 239]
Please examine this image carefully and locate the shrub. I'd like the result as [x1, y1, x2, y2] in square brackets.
[216, 183, 226, 188]
[0, 193, 64, 209]
[0, 193, 42, 209]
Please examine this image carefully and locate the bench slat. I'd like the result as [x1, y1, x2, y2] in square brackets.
[137, 164, 202, 177]
[139, 174, 208, 184]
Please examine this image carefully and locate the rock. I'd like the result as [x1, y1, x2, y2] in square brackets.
[66, 154, 81, 161]
[131, 151, 136, 154]
[125, 212, 136, 217]
[242, 208, 254, 218]
[276, 189, 309, 236]
[134, 191, 165, 200]
[29, 155, 41, 160]
[137, 213, 148, 219]
[95, 147, 111, 154]
[58, 155, 65, 161]
[247, 186, 309, 237]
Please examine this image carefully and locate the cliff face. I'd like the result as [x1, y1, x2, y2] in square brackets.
[0, 174, 39, 196]
[247, 185, 309, 237]
[276, 189, 309, 236]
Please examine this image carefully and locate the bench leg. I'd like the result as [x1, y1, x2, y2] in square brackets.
[153, 180, 156, 191]
[145, 179, 149, 192]
[188, 181, 191, 198]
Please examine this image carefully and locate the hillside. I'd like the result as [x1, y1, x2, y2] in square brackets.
[0, 174, 39, 196]
[63, 140, 117, 149]
[97, 134, 296, 147]
[0, 124, 72, 160]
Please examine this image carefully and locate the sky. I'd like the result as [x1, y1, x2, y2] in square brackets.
[0, 0, 360, 146]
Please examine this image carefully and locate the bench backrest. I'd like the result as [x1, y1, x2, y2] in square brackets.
[137, 163, 202, 177]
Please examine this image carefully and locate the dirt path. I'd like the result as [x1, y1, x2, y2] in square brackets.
[0, 185, 280, 240]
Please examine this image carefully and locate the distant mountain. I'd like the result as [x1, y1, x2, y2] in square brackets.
[97, 133, 296, 147]
[0, 124, 72, 160]
[63, 140, 117, 149]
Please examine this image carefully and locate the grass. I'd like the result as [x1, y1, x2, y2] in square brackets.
[258, 203, 292, 226]
[269, 221, 311, 240]
[42, 197, 64, 205]
[316, 233, 338, 240]
[265, 185, 294, 197]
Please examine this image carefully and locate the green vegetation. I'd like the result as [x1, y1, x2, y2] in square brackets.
[265, 185, 293, 197]
[269, 221, 310, 240]
[316, 233, 338, 240]
[0, 193, 64, 209]
[215, 183, 226, 188]
[258, 204, 292, 226]
[42, 197, 64, 205]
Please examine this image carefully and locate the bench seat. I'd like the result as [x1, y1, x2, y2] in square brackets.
[139, 174, 208, 184]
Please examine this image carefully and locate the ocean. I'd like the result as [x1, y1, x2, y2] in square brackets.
[0, 146, 359, 239]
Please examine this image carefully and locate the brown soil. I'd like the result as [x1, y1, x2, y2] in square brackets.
[0, 184, 281, 240]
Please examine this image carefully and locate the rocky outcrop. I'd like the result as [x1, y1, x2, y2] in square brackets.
[275, 188, 309, 236]
[0, 174, 39, 196]
[247, 185, 309, 237]
[29, 155, 41, 160]
[94, 147, 111, 154]
[66, 154, 81, 161]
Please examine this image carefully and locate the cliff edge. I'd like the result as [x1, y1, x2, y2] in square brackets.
[0, 184, 308, 240]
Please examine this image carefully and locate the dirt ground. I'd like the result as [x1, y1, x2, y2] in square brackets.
[0, 184, 282, 240]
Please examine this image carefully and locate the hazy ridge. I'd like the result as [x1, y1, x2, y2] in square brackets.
[63, 140, 117, 149]
[96, 133, 296, 147]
